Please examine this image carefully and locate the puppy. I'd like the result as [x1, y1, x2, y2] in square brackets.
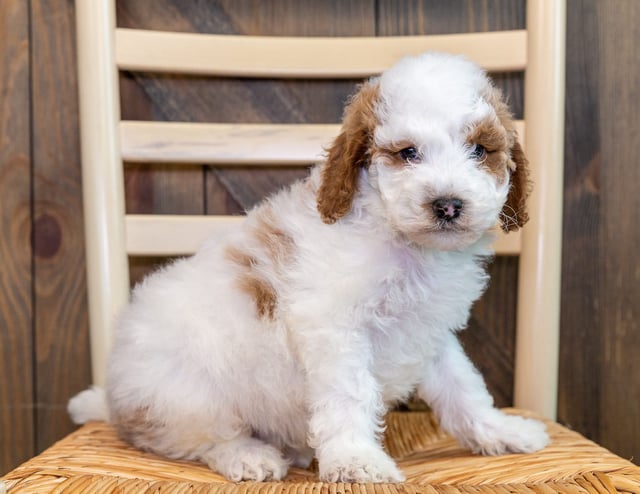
[69, 52, 548, 483]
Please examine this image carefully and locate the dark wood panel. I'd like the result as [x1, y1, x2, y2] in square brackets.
[595, 0, 640, 462]
[117, 0, 375, 36]
[377, 0, 525, 35]
[557, 0, 603, 443]
[30, 0, 91, 453]
[559, 0, 640, 463]
[0, 0, 34, 475]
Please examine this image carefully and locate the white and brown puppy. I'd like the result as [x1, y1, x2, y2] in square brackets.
[69, 52, 547, 483]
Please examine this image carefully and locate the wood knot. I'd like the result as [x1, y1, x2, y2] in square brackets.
[33, 213, 62, 259]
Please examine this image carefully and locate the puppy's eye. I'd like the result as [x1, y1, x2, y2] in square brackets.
[470, 143, 487, 161]
[398, 147, 421, 164]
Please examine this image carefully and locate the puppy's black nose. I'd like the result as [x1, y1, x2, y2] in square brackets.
[432, 198, 463, 221]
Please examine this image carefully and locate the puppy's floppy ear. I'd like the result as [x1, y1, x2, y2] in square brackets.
[501, 136, 531, 232]
[317, 81, 379, 224]
[482, 85, 532, 232]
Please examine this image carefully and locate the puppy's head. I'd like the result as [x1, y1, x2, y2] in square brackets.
[317, 52, 530, 250]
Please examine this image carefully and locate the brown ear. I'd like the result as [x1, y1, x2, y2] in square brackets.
[317, 82, 379, 224]
[501, 138, 531, 232]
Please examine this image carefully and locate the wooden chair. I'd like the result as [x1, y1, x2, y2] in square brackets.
[3, 0, 640, 492]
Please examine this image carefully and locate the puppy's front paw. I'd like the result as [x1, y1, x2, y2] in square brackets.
[319, 446, 405, 483]
[464, 412, 549, 456]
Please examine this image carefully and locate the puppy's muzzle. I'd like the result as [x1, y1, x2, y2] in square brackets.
[431, 198, 464, 222]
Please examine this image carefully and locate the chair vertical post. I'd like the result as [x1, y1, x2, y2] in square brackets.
[514, 0, 566, 419]
[75, 0, 129, 386]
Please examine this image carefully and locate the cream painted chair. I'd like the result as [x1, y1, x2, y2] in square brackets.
[81, 0, 560, 419]
[4, 1, 640, 492]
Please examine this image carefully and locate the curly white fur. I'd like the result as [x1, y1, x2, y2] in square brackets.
[69, 52, 548, 483]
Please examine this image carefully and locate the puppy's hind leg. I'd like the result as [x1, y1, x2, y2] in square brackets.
[200, 435, 289, 482]
[111, 399, 288, 481]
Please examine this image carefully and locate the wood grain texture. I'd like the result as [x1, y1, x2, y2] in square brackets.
[30, 0, 91, 454]
[0, 0, 34, 475]
[557, 0, 602, 445]
[558, 0, 640, 463]
[594, 0, 640, 461]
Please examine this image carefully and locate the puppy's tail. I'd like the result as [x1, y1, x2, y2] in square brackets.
[67, 386, 110, 424]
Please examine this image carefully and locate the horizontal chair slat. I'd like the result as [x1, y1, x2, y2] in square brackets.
[120, 121, 525, 164]
[115, 29, 527, 77]
[125, 215, 242, 256]
[120, 121, 340, 164]
[125, 215, 521, 257]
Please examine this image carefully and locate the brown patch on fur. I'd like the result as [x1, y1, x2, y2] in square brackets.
[223, 207, 294, 321]
[317, 81, 380, 223]
[225, 245, 278, 320]
[467, 117, 510, 178]
[503, 139, 530, 231]
[252, 206, 295, 264]
[237, 275, 278, 320]
[481, 87, 532, 232]
[224, 246, 256, 269]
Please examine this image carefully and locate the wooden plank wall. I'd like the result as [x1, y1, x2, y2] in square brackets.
[1, 0, 639, 475]
[559, 0, 640, 460]
[0, 0, 34, 472]
[30, 0, 92, 457]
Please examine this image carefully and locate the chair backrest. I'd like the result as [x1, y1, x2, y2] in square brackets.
[75, 0, 565, 419]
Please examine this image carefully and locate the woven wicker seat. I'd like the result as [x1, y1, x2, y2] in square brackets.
[4, 0, 639, 492]
[4, 411, 640, 493]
